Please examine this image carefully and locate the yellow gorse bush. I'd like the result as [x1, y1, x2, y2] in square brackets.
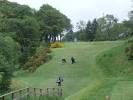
[50, 42, 64, 48]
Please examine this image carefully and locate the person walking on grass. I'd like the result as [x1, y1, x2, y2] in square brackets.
[56, 76, 63, 86]
[71, 57, 76, 64]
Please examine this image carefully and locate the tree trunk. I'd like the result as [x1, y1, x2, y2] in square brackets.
[60, 34, 62, 42]
[53, 36, 56, 42]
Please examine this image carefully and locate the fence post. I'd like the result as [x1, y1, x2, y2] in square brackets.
[34, 88, 36, 96]
[27, 88, 30, 98]
[19, 90, 22, 98]
[46, 88, 49, 96]
[40, 89, 42, 96]
[2, 96, 5, 100]
[12, 93, 15, 100]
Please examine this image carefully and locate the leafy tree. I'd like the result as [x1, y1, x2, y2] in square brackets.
[124, 4, 133, 60]
[0, 0, 33, 18]
[0, 34, 20, 92]
[86, 20, 92, 41]
[95, 17, 106, 40]
[85, 19, 97, 41]
[91, 19, 98, 39]
[0, 17, 40, 64]
[12, 5, 34, 19]
[75, 20, 87, 41]
[105, 15, 118, 40]
[14, 17, 40, 64]
[124, 10, 133, 37]
[63, 29, 74, 41]
[74, 31, 87, 41]
[112, 23, 128, 39]
[96, 14, 118, 40]
[0, 1, 55, 93]
[37, 4, 71, 42]
[76, 20, 86, 32]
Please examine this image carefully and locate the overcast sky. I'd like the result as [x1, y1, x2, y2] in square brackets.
[9, 0, 132, 28]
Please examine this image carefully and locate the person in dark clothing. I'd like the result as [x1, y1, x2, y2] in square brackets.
[62, 58, 67, 63]
[71, 57, 76, 64]
[56, 80, 61, 86]
[56, 76, 63, 86]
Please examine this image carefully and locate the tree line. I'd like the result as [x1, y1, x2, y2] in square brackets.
[0, 0, 71, 93]
[64, 14, 133, 41]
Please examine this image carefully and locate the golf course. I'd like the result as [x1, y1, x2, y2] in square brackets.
[13, 40, 133, 100]
[0, 0, 133, 100]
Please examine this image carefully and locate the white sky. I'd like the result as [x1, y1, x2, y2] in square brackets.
[9, 0, 132, 28]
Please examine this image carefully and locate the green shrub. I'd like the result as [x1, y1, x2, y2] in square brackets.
[50, 42, 64, 48]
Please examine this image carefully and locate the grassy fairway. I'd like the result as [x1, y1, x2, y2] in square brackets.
[14, 41, 129, 100]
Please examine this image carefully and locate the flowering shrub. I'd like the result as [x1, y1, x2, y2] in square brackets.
[23, 48, 51, 72]
[50, 42, 64, 48]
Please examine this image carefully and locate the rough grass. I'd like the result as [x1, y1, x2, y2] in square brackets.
[95, 43, 133, 100]
[96, 44, 133, 77]
[13, 41, 133, 100]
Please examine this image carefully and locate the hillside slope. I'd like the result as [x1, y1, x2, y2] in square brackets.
[14, 41, 124, 100]
[66, 41, 133, 100]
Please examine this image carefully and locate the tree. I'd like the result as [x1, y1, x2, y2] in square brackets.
[105, 15, 118, 40]
[0, 0, 33, 19]
[85, 19, 97, 41]
[0, 34, 20, 92]
[0, 0, 45, 93]
[95, 17, 106, 40]
[124, 10, 133, 37]
[0, 17, 40, 64]
[96, 14, 118, 40]
[37, 4, 71, 42]
[124, 2, 133, 60]
[86, 20, 92, 41]
[91, 19, 98, 40]
[63, 29, 74, 41]
[74, 31, 87, 41]
[0, 0, 44, 66]
[75, 20, 87, 41]
[76, 20, 86, 32]
[15, 17, 40, 64]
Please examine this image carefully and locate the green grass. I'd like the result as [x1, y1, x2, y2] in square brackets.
[27, 96, 63, 100]
[95, 43, 133, 100]
[13, 41, 133, 100]
[96, 44, 133, 78]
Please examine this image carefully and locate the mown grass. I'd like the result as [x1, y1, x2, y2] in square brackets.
[14, 41, 133, 100]
[27, 96, 64, 100]
[65, 79, 116, 100]
[65, 42, 133, 100]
